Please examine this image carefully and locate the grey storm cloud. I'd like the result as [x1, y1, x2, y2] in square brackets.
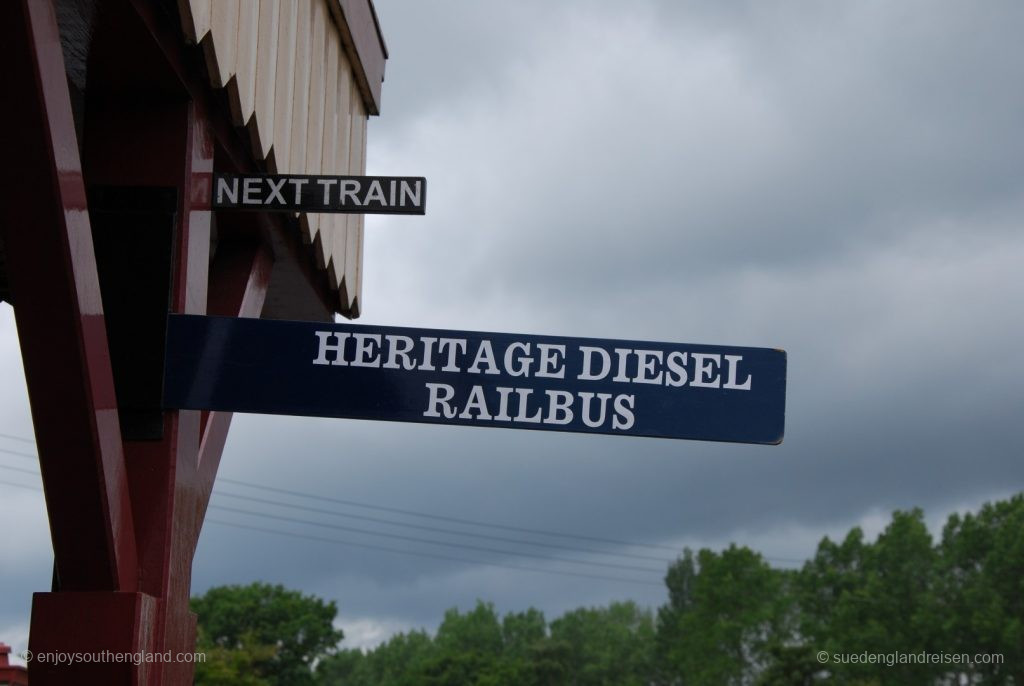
[1, 0, 1022, 652]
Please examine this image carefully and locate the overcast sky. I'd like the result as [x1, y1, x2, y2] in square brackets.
[2, 0, 1023, 656]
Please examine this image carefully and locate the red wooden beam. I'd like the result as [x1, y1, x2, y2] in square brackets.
[160, 240, 273, 685]
[3, 1, 280, 682]
[0, 0, 138, 593]
[80, 71, 274, 684]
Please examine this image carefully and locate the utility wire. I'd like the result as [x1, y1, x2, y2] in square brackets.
[1, 461, 669, 574]
[0, 478, 42, 492]
[0, 433, 805, 565]
[208, 504, 664, 575]
[213, 490, 674, 564]
[205, 519, 662, 588]
[0, 432, 35, 444]
[0, 454, 668, 565]
[202, 480, 805, 565]
[0, 463, 42, 478]
[0, 446, 37, 460]
[0, 478, 661, 586]
[0, 471, 801, 579]
[2, 442, 680, 554]
[0, 461, 670, 573]
[219, 477, 682, 553]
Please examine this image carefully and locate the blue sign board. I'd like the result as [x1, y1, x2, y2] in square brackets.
[163, 314, 786, 444]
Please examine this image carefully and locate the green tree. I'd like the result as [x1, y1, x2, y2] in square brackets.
[237, 494, 1024, 686]
[435, 601, 505, 657]
[501, 608, 547, 660]
[754, 570, 818, 686]
[797, 526, 869, 660]
[359, 630, 436, 686]
[656, 547, 698, 682]
[194, 627, 276, 686]
[799, 509, 943, 684]
[550, 600, 655, 686]
[753, 641, 820, 686]
[937, 494, 1024, 684]
[420, 601, 508, 685]
[500, 608, 557, 686]
[521, 636, 571, 686]
[192, 582, 343, 686]
[657, 546, 788, 685]
[313, 648, 365, 685]
[863, 509, 942, 683]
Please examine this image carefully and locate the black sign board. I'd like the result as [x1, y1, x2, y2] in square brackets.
[163, 315, 786, 444]
[212, 173, 426, 214]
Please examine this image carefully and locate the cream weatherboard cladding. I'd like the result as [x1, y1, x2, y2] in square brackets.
[178, 0, 377, 316]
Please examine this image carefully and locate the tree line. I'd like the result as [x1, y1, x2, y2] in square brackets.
[193, 492, 1023, 685]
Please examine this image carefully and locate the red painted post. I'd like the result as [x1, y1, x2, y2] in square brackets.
[0, 0, 139, 596]
[158, 240, 273, 685]
[1, 0, 276, 683]
[0, 0, 153, 682]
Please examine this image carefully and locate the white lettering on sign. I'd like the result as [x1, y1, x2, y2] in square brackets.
[634, 349, 664, 385]
[578, 346, 611, 381]
[400, 180, 421, 207]
[314, 178, 422, 208]
[340, 180, 361, 205]
[266, 177, 289, 204]
[216, 176, 239, 204]
[243, 177, 260, 204]
[350, 333, 382, 367]
[504, 342, 533, 377]
[312, 332, 350, 365]
[468, 340, 500, 375]
[289, 179, 307, 203]
[690, 353, 720, 388]
[318, 179, 338, 203]
[612, 395, 636, 430]
[535, 344, 566, 379]
[416, 386, 638, 430]
[383, 335, 416, 370]
[310, 331, 756, 434]
[438, 338, 467, 372]
[723, 354, 753, 390]
[666, 351, 689, 387]
[212, 174, 426, 213]
[423, 383, 457, 418]
[364, 180, 387, 205]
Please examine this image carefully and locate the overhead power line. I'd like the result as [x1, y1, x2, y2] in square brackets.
[0, 446, 37, 460]
[0, 433, 682, 554]
[0, 452, 669, 565]
[0, 478, 661, 587]
[219, 476, 682, 553]
[3, 460, 669, 576]
[0, 432, 35, 444]
[0, 463, 42, 478]
[0, 461, 672, 572]
[0, 478, 42, 492]
[208, 504, 664, 575]
[213, 490, 674, 564]
[0, 432, 806, 565]
[206, 519, 662, 588]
